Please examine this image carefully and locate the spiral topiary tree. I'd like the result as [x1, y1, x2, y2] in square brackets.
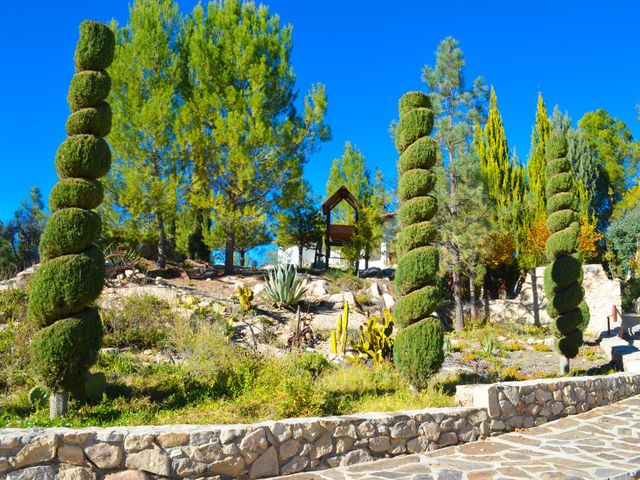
[392, 92, 444, 389]
[28, 21, 114, 419]
[543, 130, 589, 375]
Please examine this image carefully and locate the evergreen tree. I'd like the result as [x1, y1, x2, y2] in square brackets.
[233, 212, 273, 267]
[527, 93, 552, 217]
[178, 0, 329, 275]
[3, 187, 46, 270]
[421, 36, 489, 331]
[106, 0, 184, 268]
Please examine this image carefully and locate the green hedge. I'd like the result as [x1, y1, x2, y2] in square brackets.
[557, 330, 582, 359]
[398, 91, 431, 119]
[547, 209, 577, 234]
[397, 169, 437, 202]
[395, 108, 434, 153]
[55, 134, 111, 179]
[394, 285, 441, 327]
[545, 157, 572, 178]
[397, 196, 437, 229]
[393, 318, 444, 390]
[546, 172, 574, 198]
[29, 309, 103, 392]
[397, 221, 437, 256]
[543, 252, 583, 295]
[398, 136, 438, 174]
[546, 282, 584, 317]
[68, 70, 111, 111]
[555, 308, 584, 336]
[28, 247, 106, 327]
[395, 246, 439, 296]
[545, 131, 568, 159]
[49, 178, 104, 211]
[66, 103, 112, 137]
[39, 208, 101, 260]
[545, 222, 579, 260]
[74, 21, 115, 72]
[547, 192, 578, 216]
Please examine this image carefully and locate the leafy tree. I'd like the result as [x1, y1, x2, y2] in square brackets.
[179, 0, 329, 275]
[606, 205, 640, 278]
[2, 187, 46, 270]
[567, 128, 598, 218]
[527, 93, 552, 218]
[106, 0, 185, 268]
[233, 211, 273, 267]
[325, 142, 386, 270]
[578, 109, 640, 228]
[421, 36, 488, 330]
[276, 182, 323, 267]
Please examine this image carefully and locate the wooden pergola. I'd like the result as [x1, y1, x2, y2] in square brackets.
[321, 186, 361, 269]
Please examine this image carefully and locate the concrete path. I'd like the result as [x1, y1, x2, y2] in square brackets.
[276, 395, 640, 480]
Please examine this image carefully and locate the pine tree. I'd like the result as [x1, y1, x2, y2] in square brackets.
[527, 93, 552, 217]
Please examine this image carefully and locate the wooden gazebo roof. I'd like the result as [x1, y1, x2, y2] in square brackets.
[322, 186, 361, 214]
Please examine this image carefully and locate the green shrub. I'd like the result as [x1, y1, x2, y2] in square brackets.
[393, 318, 444, 390]
[394, 285, 441, 327]
[545, 157, 571, 177]
[55, 135, 111, 179]
[49, 178, 104, 211]
[39, 208, 101, 260]
[545, 131, 568, 159]
[543, 253, 582, 295]
[398, 90, 431, 117]
[74, 20, 115, 71]
[545, 222, 579, 260]
[395, 108, 435, 152]
[397, 169, 437, 202]
[0, 288, 28, 324]
[397, 221, 437, 256]
[622, 278, 640, 312]
[546, 209, 576, 234]
[85, 372, 107, 402]
[545, 172, 573, 198]
[394, 246, 439, 296]
[398, 136, 438, 174]
[546, 192, 579, 216]
[397, 196, 438, 229]
[29, 309, 103, 392]
[263, 264, 307, 307]
[66, 103, 112, 136]
[67, 70, 111, 111]
[28, 246, 105, 327]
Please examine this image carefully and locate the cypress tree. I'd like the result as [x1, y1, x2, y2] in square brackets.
[28, 21, 114, 418]
[543, 131, 589, 375]
[393, 92, 444, 389]
[528, 93, 552, 217]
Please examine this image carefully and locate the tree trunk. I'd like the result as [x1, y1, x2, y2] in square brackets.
[239, 251, 246, 267]
[530, 268, 541, 327]
[298, 245, 303, 268]
[49, 391, 68, 420]
[469, 269, 477, 320]
[559, 356, 570, 375]
[156, 211, 167, 269]
[453, 271, 464, 331]
[224, 230, 235, 275]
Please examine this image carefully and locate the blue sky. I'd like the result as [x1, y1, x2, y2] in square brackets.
[1, 0, 638, 220]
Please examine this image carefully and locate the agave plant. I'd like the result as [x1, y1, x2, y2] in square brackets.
[263, 264, 308, 308]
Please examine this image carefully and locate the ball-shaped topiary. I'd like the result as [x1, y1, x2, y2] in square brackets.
[28, 20, 114, 418]
[543, 130, 589, 374]
[393, 91, 444, 387]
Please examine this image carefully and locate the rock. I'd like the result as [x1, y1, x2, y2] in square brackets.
[270, 423, 292, 443]
[0, 437, 19, 450]
[249, 446, 279, 479]
[6, 465, 56, 480]
[339, 448, 373, 467]
[420, 422, 441, 442]
[240, 429, 268, 463]
[308, 280, 329, 297]
[407, 437, 430, 453]
[368, 436, 390, 452]
[389, 420, 416, 439]
[104, 472, 150, 480]
[334, 424, 357, 439]
[336, 437, 355, 453]
[370, 282, 381, 298]
[382, 293, 395, 309]
[84, 442, 124, 470]
[357, 422, 376, 437]
[280, 455, 309, 475]
[124, 434, 154, 453]
[311, 433, 333, 459]
[58, 444, 86, 465]
[279, 439, 300, 461]
[156, 432, 189, 448]
[58, 466, 96, 480]
[438, 432, 458, 447]
[252, 284, 266, 296]
[9, 434, 57, 468]
[125, 448, 171, 477]
[155, 277, 167, 286]
[208, 455, 246, 477]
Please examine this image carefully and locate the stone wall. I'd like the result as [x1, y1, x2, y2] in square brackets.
[489, 264, 621, 335]
[2, 373, 639, 480]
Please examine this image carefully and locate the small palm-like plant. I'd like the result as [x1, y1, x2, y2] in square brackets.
[263, 264, 307, 308]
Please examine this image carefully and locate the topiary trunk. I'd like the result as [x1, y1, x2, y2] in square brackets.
[543, 131, 590, 376]
[27, 21, 115, 419]
[392, 92, 444, 389]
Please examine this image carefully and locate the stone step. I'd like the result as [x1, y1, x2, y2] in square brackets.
[622, 351, 640, 374]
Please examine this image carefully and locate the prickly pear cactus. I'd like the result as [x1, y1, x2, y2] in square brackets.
[543, 130, 589, 374]
[27, 21, 114, 417]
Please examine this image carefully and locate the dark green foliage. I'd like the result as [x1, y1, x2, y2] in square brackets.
[67, 70, 111, 111]
[393, 318, 444, 389]
[398, 136, 438, 174]
[544, 128, 587, 361]
[55, 135, 111, 179]
[28, 386, 49, 409]
[85, 371, 107, 402]
[66, 103, 112, 136]
[29, 309, 103, 392]
[397, 196, 438, 228]
[397, 221, 437, 256]
[398, 169, 437, 202]
[28, 247, 105, 327]
[543, 253, 583, 295]
[398, 91, 431, 118]
[394, 285, 441, 327]
[395, 246, 439, 296]
[74, 21, 115, 71]
[49, 178, 104, 211]
[39, 208, 102, 260]
[395, 108, 435, 152]
[546, 209, 577, 234]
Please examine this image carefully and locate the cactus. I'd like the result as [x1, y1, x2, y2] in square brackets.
[263, 264, 307, 307]
[351, 310, 395, 365]
[27, 21, 114, 419]
[543, 131, 589, 374]
[28, 386, 49, 410]
[330, 301, 350, 355]
[392, 91, 444, 388]
[237, 286, 254, 313]
[85, 372, 107, 402]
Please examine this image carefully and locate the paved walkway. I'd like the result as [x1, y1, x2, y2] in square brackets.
[278, 395, 640, 480]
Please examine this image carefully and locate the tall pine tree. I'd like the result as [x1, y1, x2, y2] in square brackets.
[527, 93, 552, 218]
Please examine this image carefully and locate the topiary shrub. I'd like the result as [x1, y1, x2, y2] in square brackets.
[392, 91, 444, 388]
[543, 130, 589, 374]
[28, 20, 114, 419]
